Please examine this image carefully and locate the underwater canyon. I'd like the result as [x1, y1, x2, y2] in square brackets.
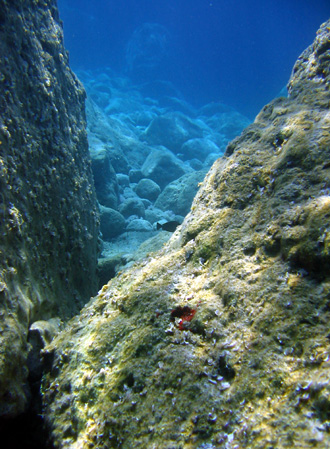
[1, 1, 330, 448]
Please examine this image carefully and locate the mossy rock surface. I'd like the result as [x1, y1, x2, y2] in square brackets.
[0, 0, 99, 416]
[43, 21, 330, 448]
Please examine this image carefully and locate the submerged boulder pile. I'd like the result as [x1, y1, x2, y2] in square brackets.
[78, 70, 250, 273]
[43, 21, 330, 449]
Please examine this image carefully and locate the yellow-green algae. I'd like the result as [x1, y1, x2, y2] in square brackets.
[43, 22, 330, 448]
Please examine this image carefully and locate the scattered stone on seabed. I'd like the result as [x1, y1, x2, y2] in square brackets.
[82, 55, 249, 267]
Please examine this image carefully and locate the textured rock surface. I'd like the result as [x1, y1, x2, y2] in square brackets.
[141, 147, 189, 189]
[0, 0, 99, 416]
[180, 138, 221, 162]
[91, 149, 119, 209]
[155, 170, 207, 216]
[43, 22, 330, 449]
[142, 112, 205, 153]
[135, 178, 161, 202]
[119, 197, 146, 219]
[99, 206, 125, 240]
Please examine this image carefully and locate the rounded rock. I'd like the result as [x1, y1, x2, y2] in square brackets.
[135, 178, 161, 201]
[100, 206, 126, 240]
[118, 198, 146, 219]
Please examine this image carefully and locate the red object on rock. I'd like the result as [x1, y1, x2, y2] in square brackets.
[171, 305, 196, 330]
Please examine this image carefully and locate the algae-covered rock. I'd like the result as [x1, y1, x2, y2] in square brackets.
[43, 21, 330, 448]
[0, 0, 99, 416]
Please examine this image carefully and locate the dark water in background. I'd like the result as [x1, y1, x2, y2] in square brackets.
[57, 0, 330, 119]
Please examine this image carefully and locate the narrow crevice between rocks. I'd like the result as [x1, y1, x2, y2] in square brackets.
[0, 402, 54, 449]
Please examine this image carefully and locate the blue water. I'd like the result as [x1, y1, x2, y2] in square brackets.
[57, 0, 330, 118]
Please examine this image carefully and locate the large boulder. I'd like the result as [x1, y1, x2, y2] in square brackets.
[135, 178, 161, 201]
[86, 97, 150, 170]
[180, 137, 222, 162]
[0, 0, 99, 417]
[155, 170, 207, 216]
[99, 206, 126, 240]
[43, 22, 330, 448]
[199, 104, 251, 141]
[91, 149, 119, 209]
[145, 206, 174, 225]
[141, 146, 189, 189]
[142, 111, 205, 153]
[129, 168, 144, 183]
[118, 197, 146, 218]
[204, 110, 251, 140]
[107, 147, 130, 174]
[126, 218, 153, 232]
[97, 255, 126, 288]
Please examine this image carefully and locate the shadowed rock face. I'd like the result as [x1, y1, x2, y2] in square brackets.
[0, 0, 99, 416]
[43, 21, 330, 449]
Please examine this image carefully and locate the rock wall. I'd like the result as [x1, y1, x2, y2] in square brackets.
[0, 0, 99, 416]
[43, 21, 330, 449]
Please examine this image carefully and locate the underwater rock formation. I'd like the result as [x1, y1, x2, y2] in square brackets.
[81, 66, 249, 267]
[155, 170, 208, 217]
[142, 112, 205, 154]
[141, 147, 189, 189]
[43, 20, 330, 449]
[91, 149, 119, 209]
[0, 0, 99, 417]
